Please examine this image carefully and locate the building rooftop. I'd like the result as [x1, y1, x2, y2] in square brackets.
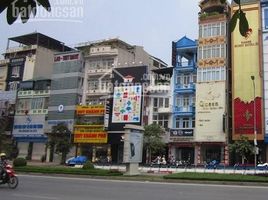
[75, 38, 134, 50]
[8, 32, 73, 52]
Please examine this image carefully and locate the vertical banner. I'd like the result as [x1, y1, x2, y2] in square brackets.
[232, 4, 263, 140]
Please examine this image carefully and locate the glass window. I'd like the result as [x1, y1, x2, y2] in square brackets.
[165, 98, 169, 108]
[153, 98, 158, 108]
[176, 118, 180, 128]
[182, 118, 190, 128]
[183, 96, 190, 107]
[31, 98, 44, 109]
[159, 98, 164, 108]
[265, 9, 268, 29]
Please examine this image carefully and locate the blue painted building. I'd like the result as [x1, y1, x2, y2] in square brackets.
[169, 36, 197, 164]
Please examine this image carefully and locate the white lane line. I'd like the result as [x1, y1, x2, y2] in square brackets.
[12, 194, 59, 200]
[18, 174, 268, 189]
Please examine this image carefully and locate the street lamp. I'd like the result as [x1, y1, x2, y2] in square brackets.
[251, 75, 257, 170]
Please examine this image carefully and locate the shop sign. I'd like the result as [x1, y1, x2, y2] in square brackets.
[74, 127, 107, 143]
[76, 105, 105, 115]
[13, 115, 46, 138]
[170, 129, 194, 137]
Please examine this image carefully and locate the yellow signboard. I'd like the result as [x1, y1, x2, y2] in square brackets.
[74, 127, 107, 143]
[76, 105, 105, 115]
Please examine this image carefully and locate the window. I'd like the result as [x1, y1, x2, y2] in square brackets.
[176, 76, 181, 85]
[8, 81, 19, 91]
[183, 75, 190, 85]
[11, 66, 20, 78]
[88, 79, 99, 90]
[176, 96, 181, 107]
[183, 96, 190, 107]
[31, 98, 44, 109]
[165, 98, 169, 108]
[197, 67, 226, 82]
[182, 118, 190, 128]
[200, 22, 226, 37]
[265, 9, 268, 29]
[153, 114, 169, 129]
[159, 98, 164, 108]
[175, 117, 180, 128]
[198, 44, 226, 60]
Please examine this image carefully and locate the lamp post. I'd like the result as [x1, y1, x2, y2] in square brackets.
[251, 75, 257, 170]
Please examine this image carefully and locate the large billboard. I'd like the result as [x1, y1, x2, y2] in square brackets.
[232, 3, 263, 140]
[112, 85, 142, 123]
[108, 66, 148, 131]
[195, 82, 226, 142]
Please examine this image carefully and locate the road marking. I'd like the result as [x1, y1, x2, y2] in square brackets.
[12, 194, 59, 200]
[19, 174, 268, 189]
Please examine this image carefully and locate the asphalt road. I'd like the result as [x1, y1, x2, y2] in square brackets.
[0, 175, 267, 200]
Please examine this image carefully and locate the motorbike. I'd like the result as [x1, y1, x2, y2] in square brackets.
[0, 164, 19, 189]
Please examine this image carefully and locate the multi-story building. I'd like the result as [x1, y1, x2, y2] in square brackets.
[75, 38, 167, 163]
[261, 0, 268, 160]
[1, 32, 72, 160]
[147, 66, 173, 162]
[0, 59, 9, 91]
[13, 79, 51, 160]
[47, 51, 84, 162]
[170, 36, 197, 164]
[196, 0, 230, 165]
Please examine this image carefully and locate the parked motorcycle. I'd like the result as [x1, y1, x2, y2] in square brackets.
[0, 164, 19, 189]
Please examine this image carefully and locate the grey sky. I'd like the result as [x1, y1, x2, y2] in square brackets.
[0, 0, 201, 65]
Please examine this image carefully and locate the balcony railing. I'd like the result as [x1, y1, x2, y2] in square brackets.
[173, 106, 195, 116]
[86, 89, 111, 95]
[6, 45, 37, 54]
[155, 107, 172, 113]
[174, 83, 195, 93]
[176, 62, 196, 72]
[87, 68, 112, 74]
[147, 84, 171, 93]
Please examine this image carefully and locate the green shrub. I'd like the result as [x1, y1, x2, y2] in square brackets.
[13, 157, 27, 167]
[82, 161, 94, 170]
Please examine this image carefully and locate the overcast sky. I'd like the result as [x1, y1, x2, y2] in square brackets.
[0, 0, 201, 65]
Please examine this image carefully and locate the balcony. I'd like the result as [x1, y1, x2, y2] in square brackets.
[87, 68, 112, 75]
[0, 59, 9, 65]
[18, 90, 50, 97]
[16, 109, 48, 115]
[86, 89, 111, 96]
[147, 84, 171, 93]
[173, 106, 195, 116]
[174, 83, 195, 93]
[155, 107, 172, 113]
[33, 90, 50, 96]
[5, 45, 37, 54]
[85, 48, 118, 57]
[175, 62, 196, 72]
[18, 90, 34, 97]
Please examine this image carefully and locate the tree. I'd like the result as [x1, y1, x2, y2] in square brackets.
[47, 123, 72, 165]
[0, 0, 250, 37]
[0, 0, 51, 24]
[0, 116, 18, 158]
[143, 123, 166, 164]
[229, 135, 254, 164]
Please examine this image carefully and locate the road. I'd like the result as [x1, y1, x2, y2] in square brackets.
[0, 175, 267, 200]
